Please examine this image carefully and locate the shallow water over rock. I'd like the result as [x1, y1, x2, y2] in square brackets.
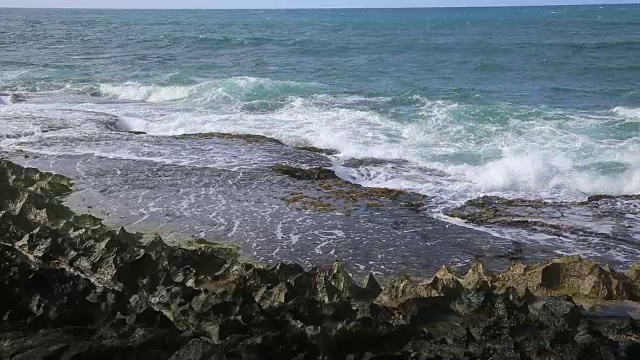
[3, 149, 509, 277]
[2, 106, 640, 276]
[446, 196, 640, 267]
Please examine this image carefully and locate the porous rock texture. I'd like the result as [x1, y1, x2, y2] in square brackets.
[2, 159, 640, 359]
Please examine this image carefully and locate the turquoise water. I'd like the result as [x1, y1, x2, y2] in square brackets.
[1, 5, 640, 203]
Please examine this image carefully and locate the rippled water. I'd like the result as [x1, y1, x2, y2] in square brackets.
[1, 5, 640, 206]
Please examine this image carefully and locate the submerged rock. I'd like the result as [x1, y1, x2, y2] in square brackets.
[126, 130, 148, 135]
[2, 159, 640, 359]
[273, 164, 341, 181]
[294, 146, 340, 156]
[445, 194, 640, 260]
[0, 92, 25, 105]
[274, 163, 426, 216]
[174, 132, 284, 144]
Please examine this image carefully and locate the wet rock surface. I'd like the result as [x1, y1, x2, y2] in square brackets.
[2, 134, 534, 278]
[273, 164, 342, 181]
[293, 146, 339, 156]
[2, 160, 640, 359]
[173, 132, 285, 144]
[4, 124, 640, 275]
[446, 195, 640, 265]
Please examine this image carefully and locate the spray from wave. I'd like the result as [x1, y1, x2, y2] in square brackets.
[613, 106, 640, 119]
[98, 77, 323, 104]
[4, 76, 640, 203]
[92, 80, 640, 202]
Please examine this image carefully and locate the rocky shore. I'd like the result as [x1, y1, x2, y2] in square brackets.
[445, 195, 640, 264]
[2, 159, 640, 359]
[2, 133, 525, 277]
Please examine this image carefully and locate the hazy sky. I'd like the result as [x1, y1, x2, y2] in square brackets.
[0, 0, 633, 8]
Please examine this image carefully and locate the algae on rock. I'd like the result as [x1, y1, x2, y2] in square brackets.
[274, 163, 427, 215]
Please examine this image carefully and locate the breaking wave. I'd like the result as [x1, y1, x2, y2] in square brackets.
[98, 77, 322, 104]
[106, 92, 640, 202]
[4, 70, 640, 204]
[613, 106, 640, 119]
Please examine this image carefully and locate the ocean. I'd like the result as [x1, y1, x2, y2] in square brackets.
[1, 5, 640, 273]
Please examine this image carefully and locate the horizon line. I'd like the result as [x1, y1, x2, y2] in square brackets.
[0, 2, 637, 10]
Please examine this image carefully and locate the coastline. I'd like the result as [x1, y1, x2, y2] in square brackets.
[5, 126, 640, 278]
[0, 133, 528, 278]
[2, 157, 640, 359]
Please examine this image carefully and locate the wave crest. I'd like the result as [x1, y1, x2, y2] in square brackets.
[613, 106, 640, 119]
[98, 77, 321, 104]
[11, 85, 640, 203]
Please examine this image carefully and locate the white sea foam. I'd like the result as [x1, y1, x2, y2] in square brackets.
[613, 106, 640, 119]
[3, 86, 640, 205]
[100, 95, 640, 202]
[441, 152, 640, 199]
[99, 83, 193, 102]
[0, 69, 33, 81]
[99, 77, 320, 104]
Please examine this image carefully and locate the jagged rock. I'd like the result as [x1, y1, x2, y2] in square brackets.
[452, 285, 495, 316]
[0, 159, 73, 197]
[462, 261, 493, 289]
[628, 264, 640, 283]
[378, 266, 463, 306]
[2, 159, 640, 360]
[168, 338, 218, 360]
[493, 256, 638, 301]
[380, 255, 640, 309]
[529, 296, 582, 329]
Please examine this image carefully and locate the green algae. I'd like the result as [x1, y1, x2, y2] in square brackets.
[275, 164, 426, 214]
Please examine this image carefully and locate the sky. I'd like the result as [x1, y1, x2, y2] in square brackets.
[0, 0, 634, 8]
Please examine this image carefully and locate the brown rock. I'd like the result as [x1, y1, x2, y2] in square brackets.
[628, 264, 640, 284]
[272, 164, 340, 181]
[492, 256, 638, 301]
[462, 262, 494, 289]
[378, 266, 462, 306]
